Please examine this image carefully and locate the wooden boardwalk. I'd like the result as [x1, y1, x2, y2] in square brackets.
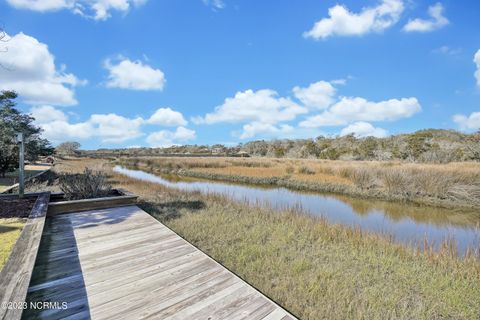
[24, 205, 295, 319]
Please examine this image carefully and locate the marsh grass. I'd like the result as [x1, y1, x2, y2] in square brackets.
[51, 158, 480, 320]
[118, 157, 480, 209]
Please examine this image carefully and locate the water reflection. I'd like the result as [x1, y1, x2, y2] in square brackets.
[114, 166, 480, 255]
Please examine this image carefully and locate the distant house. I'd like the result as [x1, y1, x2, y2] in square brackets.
[212, 147, 224, 154]
[235, 151, 250, 157]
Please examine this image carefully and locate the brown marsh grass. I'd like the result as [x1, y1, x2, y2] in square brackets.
[119, 157, 480, 209]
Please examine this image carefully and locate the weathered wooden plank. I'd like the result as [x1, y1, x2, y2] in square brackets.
[47, 196, 138, 216]
[0, 193, 50, 320]
[260, 308, 291, 320]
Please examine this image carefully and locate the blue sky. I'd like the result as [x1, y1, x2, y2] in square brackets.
[0, 0, 479, 149]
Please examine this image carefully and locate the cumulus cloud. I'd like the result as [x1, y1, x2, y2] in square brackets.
[30, 105, 192, 144]
[403, 3, 449, 33]
[300, 96, 421, 127]
[453, 112, 480, 131]
[146, 127, 196, 147]
[0, 32, 84, 106]
[293, 81, 336, 109]
[239, 122, 294, 139]
[104, 58, 166, 91]
[193, 89, 306, 140]
[303, 0, 404, 40]
[147, 107, 187, 126]
[340, 121, 388, 138]
[474, 49, 480, 87]
[31, 108, 143, 143]
[194, 89, 307, 125]
[89, 113, 144, 143]
[30, 105, 68, 124]
[6, 0, 148, 20]
[194, 79, 421, 140]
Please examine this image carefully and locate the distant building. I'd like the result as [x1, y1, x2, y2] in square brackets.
[212, 147, 224, 154]
[235, 151, 250, 157]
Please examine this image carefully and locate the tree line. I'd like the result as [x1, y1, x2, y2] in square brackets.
[0, 91, 53, 177]
[81, 129, 480, 163]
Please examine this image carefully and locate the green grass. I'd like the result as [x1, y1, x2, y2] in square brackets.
[0, 219, 25, 270]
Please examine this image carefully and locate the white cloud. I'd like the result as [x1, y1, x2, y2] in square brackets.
[300, 96, 421, 127]
[340, 121, 388, 138]
[30, 105, 68, 124]
[202, 0, 224, 9]
[89, 113, 144, 143]
[0, 32, 84, 106]
[6, 0, 148, 20]
[30, 107, 92, 142]
[104, 58, 165, 91]
[239, 122, 294, 139]
[147, 107, 187, 126]
[474, 49, 480, 87]
[403, 3, 449, 33]
[195, 81, 422, 140]
[146, 127, 196, 147]
[293, 81, 336, 110]
[453, 112, 480, 131]
[194, 89, 307, 125]
[31, 106, 193, 145]
[193, 89, 306, 140]
[304, 0, 404, 40]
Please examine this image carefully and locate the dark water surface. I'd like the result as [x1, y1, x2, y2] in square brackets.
[114, 166, 480, 255]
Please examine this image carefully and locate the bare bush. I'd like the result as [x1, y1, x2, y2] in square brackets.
[412, 171, 455, 198]
[381, 169, 412, 196]
[351, 168, 375, 190]
[59, 168, 112, 200]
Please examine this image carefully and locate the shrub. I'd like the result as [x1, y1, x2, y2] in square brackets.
[59, 168, 112, 200]
[350, 168, 375, 190]
[412, 171, 455, 198]
[381, 169, 412, 196]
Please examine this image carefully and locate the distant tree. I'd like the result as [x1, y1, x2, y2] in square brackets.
[357, 137, 378, 160]
[0, 91, 54, 177]
[56, 141, 81, 155]
[406, 131, 433, 161]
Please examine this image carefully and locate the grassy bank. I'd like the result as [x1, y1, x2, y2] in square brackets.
[0, 219, 26, 270]
[45, 158, 480, 320]
[118, 157, 480, 210]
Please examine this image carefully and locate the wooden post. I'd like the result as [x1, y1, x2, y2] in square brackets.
[17, 133, 25, 198]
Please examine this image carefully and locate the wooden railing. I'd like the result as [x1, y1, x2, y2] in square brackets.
[0, 193, 50, 320]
